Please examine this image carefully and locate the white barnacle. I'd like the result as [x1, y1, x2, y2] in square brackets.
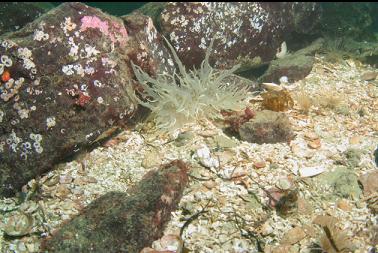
[20, 152, 28, 160]
[276, 41, 287, 59]
[93, 80, 102, 87]
[17, 47, 32, 59]
[29, 133, 36, 140]
[84, 66, 95, 75]
[1, 55, 12, 67]
[34, 134, 42, 142]
[62, 64, 74, 75]
[22, 142, 31, 150]
[97, 97, 104, 104]
[33, 30, 49, 41]
[4, 80, 14, 89]
[33, 142, 41, 149]
[0, 109, 4, 122]
[84, 44, 100, 58]
[18, 109, 30, 119]
[80, 84, 88, 91]
[23, 58, 36, 70]
[74, 64, 84, 76]
[10, 143, 18, 152]
[85, 132, 93, 140]
[46, 116, 56, 128]
[63, 17, 77, 32]
[1, 40, 9, 48]
[35, 146, 43, 154]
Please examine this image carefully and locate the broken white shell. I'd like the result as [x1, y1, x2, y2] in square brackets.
[299, 166, 325, 177]
[262, 82, 283, 91]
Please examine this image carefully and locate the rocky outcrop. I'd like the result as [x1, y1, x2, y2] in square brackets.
[159, 2, 320, 70]
[0, 3, 175, 197]
[42, 160, 189, 253]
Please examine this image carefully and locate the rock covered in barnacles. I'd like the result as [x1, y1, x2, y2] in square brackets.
[42, 160, 189, 253]
[0, 3, 174, 197]
[159, 2, 320, 70]
[121, 12, 176, 77]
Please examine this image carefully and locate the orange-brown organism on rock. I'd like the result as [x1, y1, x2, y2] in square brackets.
[261, 89, 294, 112]
[1, 70, 11, 82]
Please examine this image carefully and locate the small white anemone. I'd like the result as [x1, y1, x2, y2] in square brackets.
[131, 37, 249, 132]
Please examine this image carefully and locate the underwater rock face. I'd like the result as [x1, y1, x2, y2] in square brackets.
[0, 3, 54, 36]
[259, 39, 324, 83]
[42, 160, 189, 253]
[0, 3, 174, 197]
[160, 2, 320, 70]
[121, 12, 176, 76]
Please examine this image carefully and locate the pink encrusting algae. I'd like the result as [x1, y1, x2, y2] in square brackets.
[80, 15, 128, 46]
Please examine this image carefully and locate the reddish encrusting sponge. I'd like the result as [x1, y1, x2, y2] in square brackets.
[75, 91, 91, 107]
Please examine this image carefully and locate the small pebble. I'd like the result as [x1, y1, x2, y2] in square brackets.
[349, 136, 361, 145]
[307, 139, 321, 149]
[59, 175, 73, 184]
[55, 185, 70, 198]
[276, 178, 292, 190]
[203, 181, 216, 189]
[304, 132, 318, 140]
[361, 71, 377, 81]
[337, 199, 353, 211]
[253, 161, 266, 169]
[281, 226, 307, 245]
[260, 221, 273, 236]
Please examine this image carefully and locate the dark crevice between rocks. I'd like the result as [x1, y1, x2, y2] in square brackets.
[57, 128, 122, 164]
[236, 64, 270, 82]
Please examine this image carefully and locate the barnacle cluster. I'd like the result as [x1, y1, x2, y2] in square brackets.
[131, 38, 249, 132]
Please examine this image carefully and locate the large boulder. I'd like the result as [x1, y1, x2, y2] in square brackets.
[0, 3, 174, 197]
[159, 2, 321, 70]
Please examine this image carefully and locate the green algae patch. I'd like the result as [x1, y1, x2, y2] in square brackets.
[317, 166, 362, 201]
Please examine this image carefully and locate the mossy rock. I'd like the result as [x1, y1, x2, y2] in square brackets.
[317, 166, 362, 200]
[343, 148, 362, 169]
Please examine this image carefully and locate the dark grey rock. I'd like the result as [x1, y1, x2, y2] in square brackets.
[0, 3, 174, 197]
[159, 3, 320, 70]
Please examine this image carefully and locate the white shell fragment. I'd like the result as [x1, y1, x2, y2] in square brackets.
[193, 145, 219, 168]
[262, 82, 283, 91]
[299, 166, 326, 177]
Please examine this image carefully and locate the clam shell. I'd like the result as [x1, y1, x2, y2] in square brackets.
[262, 82, 283, 91]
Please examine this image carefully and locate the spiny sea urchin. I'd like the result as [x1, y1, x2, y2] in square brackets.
[131, 37, 249, 132]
